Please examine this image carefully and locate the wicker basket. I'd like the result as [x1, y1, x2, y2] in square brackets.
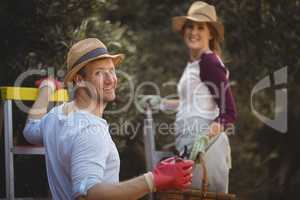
[155, 155, 237, 200]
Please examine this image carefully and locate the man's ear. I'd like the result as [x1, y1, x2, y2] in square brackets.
[73, 74, 85, 87]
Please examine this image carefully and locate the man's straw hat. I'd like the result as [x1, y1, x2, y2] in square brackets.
[64, 38, 124, 84]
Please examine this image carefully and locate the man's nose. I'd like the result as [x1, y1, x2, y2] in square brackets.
[104, 72, 116, 83]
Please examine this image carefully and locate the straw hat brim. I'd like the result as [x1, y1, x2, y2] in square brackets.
[172, 16, 224, 41]
[64, 53, 124, 85]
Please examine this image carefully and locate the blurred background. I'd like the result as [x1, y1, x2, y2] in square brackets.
[0, 0, 299, 199]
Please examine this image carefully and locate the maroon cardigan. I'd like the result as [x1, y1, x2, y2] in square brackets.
[199, 53, 237, 129]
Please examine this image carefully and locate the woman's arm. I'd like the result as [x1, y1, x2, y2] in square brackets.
[199, 53, 237, 136]
[161, 99, 180, 111]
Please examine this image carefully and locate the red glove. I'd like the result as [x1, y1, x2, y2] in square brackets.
[153, 157, 194, 191]
[35, 77, 62, 90]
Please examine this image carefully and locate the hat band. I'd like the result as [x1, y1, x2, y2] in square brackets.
[72, 47, 108, 67]
[190, 13, 215, 22]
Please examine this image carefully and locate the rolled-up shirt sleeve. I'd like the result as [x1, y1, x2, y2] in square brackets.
[71, 125, 110, 198]
[23, 118, 44, 145]
[199, 53, 237, 129]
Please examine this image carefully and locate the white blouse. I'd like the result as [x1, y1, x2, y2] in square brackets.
[176, 59, 220, 121]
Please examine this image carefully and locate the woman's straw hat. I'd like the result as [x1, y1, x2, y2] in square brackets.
[172, 1, 224, 41]
[64, 38, 125, 84]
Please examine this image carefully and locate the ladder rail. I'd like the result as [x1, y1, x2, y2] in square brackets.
[143, 102, 177, 200]
[143, 105, 156, 171]
[4, 100, 14, 199]
[1, 87, 69, 200]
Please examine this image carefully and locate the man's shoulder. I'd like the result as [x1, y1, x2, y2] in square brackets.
[44, 106, 109, 135]
[67, 111, 108, 133]
[74, 111, 107, 125]
[70, 113, 111, 144]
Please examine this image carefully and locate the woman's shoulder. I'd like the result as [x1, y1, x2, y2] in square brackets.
[200, 51, 225, 67]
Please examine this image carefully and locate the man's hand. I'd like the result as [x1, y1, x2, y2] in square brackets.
[35, 77, 62, 92]
[152, 157, 194, 191]
[27, 77, 62, 119]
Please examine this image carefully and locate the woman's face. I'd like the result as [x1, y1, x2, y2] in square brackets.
[183, 21, 212, 52]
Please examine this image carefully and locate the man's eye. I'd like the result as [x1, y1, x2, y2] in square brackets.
[95, 69, 115, 76]
[96, 71, 103, 75]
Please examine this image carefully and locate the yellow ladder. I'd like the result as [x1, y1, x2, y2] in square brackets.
[0, 87, 68, 200]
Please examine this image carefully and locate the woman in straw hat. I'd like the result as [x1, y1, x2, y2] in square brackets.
[163, 1, 237, 192]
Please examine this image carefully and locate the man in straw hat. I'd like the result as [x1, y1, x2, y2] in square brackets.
[23, 38, 194, 200]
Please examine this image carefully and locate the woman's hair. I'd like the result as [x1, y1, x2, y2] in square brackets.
[206, 23, 223, 58]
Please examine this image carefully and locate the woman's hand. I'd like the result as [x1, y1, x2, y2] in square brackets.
[208, 122, 223, 138]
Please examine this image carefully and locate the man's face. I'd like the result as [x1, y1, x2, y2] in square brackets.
[82, 58, 118, 103]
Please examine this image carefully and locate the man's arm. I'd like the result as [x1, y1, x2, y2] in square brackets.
[71, 128, 193, 200]
[28, 80, 56, 120]
[80, 175, 150, 200]
[23, 79, 57, 145]
[72, 127, 150, 200]
[78, 160, 193, 200]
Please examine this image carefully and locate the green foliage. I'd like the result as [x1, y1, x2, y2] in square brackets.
[0, 0, 299, 199]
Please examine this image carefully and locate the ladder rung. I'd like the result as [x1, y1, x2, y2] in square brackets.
[13, 146, 45, 155]
[0, 86, 69, 101]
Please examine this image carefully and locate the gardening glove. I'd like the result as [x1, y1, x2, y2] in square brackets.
[189, 134, 209, 162]
[137, 95, 161, 110]
[152, 156, 194, 191]
[35, 77, 62, 92]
